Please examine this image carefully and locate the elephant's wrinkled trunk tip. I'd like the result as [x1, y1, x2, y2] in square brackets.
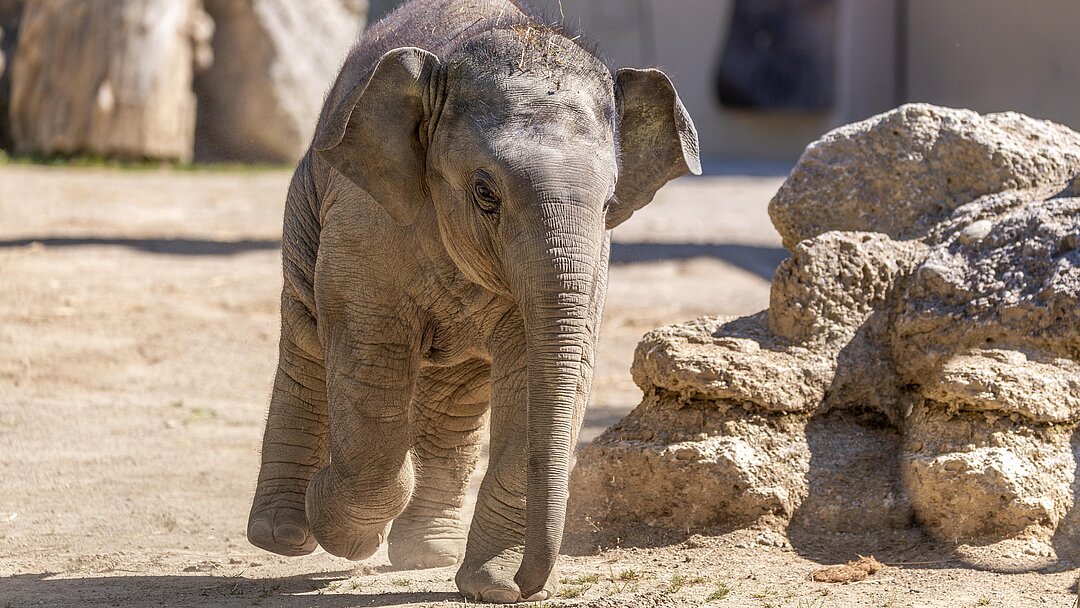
[514, 277, 593, 597]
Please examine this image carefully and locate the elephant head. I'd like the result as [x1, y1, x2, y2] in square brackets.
[312, 29, 699, 596]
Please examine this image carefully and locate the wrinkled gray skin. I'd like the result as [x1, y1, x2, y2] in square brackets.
[245, 0, 699, 602]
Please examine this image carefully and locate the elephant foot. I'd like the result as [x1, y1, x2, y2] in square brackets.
[456, 550, 557, 604]
[247, 491, 318, 557]
[305, 466, 405, 560]
[387, 519, 466, 569]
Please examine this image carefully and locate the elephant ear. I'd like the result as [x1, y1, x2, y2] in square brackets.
[314, 47, 440, 227]
[608, 68, 702, 229]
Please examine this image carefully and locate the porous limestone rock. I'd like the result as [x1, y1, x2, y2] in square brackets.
[569, 389, 812, 531]
[768, 104, 1080, 250]
[570, 104, 1080, 566]
[631, 313, 834, 414]
[902, 401, 1074, 543]
[194, 0, 367, 163]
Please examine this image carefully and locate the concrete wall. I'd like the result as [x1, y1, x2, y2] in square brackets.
[369, 0, 1080, 162]
[538, 0, 1080, 162]
[906, 0, 1080, 130]
[535, 0, 857, 161]
[834, 0, 899, 128]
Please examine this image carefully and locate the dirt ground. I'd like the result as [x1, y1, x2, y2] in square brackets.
[1, 164, 1077, 607]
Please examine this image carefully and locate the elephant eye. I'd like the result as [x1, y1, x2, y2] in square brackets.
[472, 173, 500, 213]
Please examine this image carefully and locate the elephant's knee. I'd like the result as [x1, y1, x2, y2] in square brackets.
[304, 457, 415, 559]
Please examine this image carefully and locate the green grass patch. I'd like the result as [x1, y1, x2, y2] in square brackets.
[668, 574, 708, 593]
[561, 573, 600, 585]
[556, 585, 588, 599]
[706, 581, 731, 601]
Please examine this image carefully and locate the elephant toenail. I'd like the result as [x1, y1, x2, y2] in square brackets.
[523, 589, 551, 602]
[248, 520, 273, 543]
[480, 588, 521, 604]
[275, 523, 307, 545]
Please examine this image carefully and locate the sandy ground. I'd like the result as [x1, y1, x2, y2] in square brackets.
[1, 165, 1076, 607]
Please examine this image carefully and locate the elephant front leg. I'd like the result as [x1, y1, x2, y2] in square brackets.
[455, 333, 536, 602]
[248, 293, 328, 557]
[304, 316, 422, 561]
[388, 359, 490, 569]
[456, 302, 600, 603]
[454, 314, 572, 603]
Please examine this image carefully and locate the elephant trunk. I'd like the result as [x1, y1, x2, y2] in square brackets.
[511, 200, 601, 598]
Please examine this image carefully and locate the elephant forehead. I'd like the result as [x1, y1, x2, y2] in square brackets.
[448, 25, 613, 90]
[502, 106, 613, 157]
[445, 32, 614, 133]
[491, 130, 615, 171]
[446, 73, 614, 141]
[437, 83, 617, 182]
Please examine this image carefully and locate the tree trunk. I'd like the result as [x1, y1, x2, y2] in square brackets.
[9, 0, 212, 161]
[0, 0, 25, 149]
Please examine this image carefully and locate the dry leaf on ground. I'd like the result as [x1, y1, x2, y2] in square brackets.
[810, 556, 885, 583]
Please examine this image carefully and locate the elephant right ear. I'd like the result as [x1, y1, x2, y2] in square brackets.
[313, 47, 440, 227]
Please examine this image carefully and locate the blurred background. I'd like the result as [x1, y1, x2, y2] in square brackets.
[3, 3, 1080, 603]
[518, 0, 1080, 161]
[1, 0, 1077, 166]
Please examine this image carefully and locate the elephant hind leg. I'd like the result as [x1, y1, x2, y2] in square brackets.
[388, 359, 490, 570]
[248, 292, 328, 557]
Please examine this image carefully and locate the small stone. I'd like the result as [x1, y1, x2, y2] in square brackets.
[958, 219, 994, 244]
[672, 447, 698, 461]
[1022, 542, 1051, 557]
[1059, 232, 1079, 252]
[917, 263, 951, 284]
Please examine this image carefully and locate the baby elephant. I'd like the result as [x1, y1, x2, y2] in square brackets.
[247, 0, 699, 602]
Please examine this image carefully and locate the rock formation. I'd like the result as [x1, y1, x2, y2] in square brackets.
[570, 104, 1080, 566]
[194, 0, 367, 163]
[3, 0, 366, 163]
[8, 0, 213, 161]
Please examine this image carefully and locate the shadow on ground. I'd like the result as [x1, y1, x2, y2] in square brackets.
[698, 159, 793, 177]
[0, 237, 791, 279]
[0, 236, 282, 256]
[4, 571, 464, 608]
[610, 242, 788, 279]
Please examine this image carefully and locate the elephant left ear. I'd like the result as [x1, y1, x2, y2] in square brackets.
[313, 47, 440, 227]
[608, 68, 702, 229]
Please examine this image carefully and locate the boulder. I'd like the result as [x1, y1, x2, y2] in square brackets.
[194, 0, 367, 163]
[571, 104, 1080, 566]
[768, 104, 1080, 250]
[569, 390, 812, 531]
[8, 0, 213, 161]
